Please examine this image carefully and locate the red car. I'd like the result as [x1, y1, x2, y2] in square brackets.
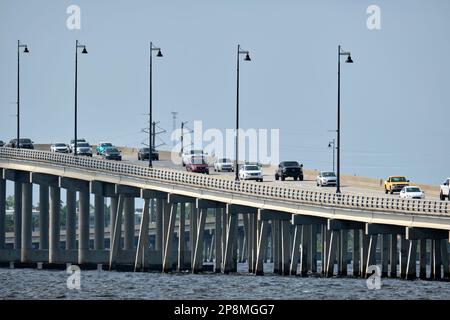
[186, 156, 209, 174]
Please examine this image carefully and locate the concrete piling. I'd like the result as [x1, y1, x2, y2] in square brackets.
[0, 177, 5, 249]
[94, 194, 105, 250]
[49, 186, 60, 264]
[21, 182, 32, 263]
[38, 185, 49, 250]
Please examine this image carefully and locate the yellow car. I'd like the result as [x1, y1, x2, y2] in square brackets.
[384, 176, 410, 194]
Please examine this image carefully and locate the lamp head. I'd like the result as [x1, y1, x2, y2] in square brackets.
[81, 47, 88, 54]
[244, 53, 251, 61]
[156, 49, 163, 57]
[23, 46, 29, 53]
[345, 55, 353, 63]
[328, 143, 332, 148]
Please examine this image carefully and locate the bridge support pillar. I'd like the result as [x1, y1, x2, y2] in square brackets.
[78, 191, 90, 265]
[192, 208, 207, 273]
[255, 220, 269, 275]
[399, 236, 409, 279]
[163, 203, 177, 273]
[39, 185, 49, 250]
[109, 195, 124, 269]
[223, 209, 237, 274]
[353, 229, 360, 277]
[189, 207, 197, 270]
[21, 182, 32, 263]
[381, 234, 389, 277]
[155, 198, 163, 268]
[242, 214, 248, 263]
[365, 235, 378, 278]
[178, 203, 186, 272]
[124, 197, 135, 250]
[135, 198, 150, 271]
[49, 186, 60, 263]
[214, 207, 222, 273]
[289, 225, 301, 275]
[442, 240, 450, 280]
[0, 176, 4, 249]
[14, 182, 22, 250]
[431, 240, 442, 280]
[325, 230, 337, 277]
[338, 230, 348, 276]
[390, 235, 398, 278]
[281, 220, 291, 276]
[110, 196, 119, 246]
[419, 239, 427, 279]
[94, 195, 105, 250]
[406, 240, 418, 280]
[360, 233, 370, 277]
[66, 190, 76, 250]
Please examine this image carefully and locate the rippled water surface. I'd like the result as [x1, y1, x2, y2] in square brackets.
[1, 264, 450, 300]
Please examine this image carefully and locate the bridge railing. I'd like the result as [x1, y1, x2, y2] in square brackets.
[0, 147, 448, 216]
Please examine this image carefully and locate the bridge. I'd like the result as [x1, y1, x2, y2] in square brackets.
[0, 147, 449, 280]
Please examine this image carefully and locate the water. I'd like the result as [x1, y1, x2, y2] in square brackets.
[1, 264, 450, 300]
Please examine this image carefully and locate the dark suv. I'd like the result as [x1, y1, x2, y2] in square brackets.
[6, 138, 34, 149]
[275, 161, 303, 181]
[138, 147, 159, 161]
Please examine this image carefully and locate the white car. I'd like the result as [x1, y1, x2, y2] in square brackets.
[181, 149, 206, 167]
[214, 158, 234, 172]
[69, 138, 86, 153]
[316, 171, 337, 187]
[51, 143, 69, 153]
[400, 186, 425, 199]
[239, 164, 263, 182]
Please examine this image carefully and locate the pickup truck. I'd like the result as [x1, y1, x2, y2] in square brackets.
[186, 155, 209, 174]
[275, 161, 303, 181]
[440, 178, 450, 200]
[384, 176, 409, 194]
[182, 149, 206, 167]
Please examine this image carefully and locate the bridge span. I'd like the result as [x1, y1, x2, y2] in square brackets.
[0, 148, 449, 279]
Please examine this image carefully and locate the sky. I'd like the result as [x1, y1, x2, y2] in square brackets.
[1, 0, 449, 185]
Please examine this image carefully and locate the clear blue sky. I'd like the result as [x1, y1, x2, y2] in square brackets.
[1, 0, 449, 184]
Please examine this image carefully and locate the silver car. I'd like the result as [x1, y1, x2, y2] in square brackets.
[316, 171, 337, 187]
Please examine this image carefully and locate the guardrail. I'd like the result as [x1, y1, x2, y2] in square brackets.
[0, 148, 448, 216]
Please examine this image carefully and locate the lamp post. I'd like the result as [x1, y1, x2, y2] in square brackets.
[149, 42, 163, 168]
[74, 40, 88, 156]
[336, 45, 353, 193]
[17, 40, 29, 149]
[180, 121, 188, 156]
[235, 44, 251, 181]
[328, 139, 336, 173]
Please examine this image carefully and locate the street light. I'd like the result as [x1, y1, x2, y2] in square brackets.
[328, 139, 336, 173]
[74, 40, 88, 156]
[235, 44, 251, 181]
[336, 45, 353, 193]
[17, 40, 29, 149]
[149, 42, 163, 168]
[180, 121, 188, 156]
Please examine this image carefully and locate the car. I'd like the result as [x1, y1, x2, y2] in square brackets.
[239, 164, 263, 182]
[400, 186, 425, 199]
[0, 140, 4, 147]
[384, 176, 409, 194]
[214, 158, 234, 172]
[439, 178, 450, 200]
[6, 138, 34, 149]
[96, 142, 113, 155]
[138, 147, 159, 161]
[275, 161, 303, 181]
[316, 171, 337, 186]
[186, 155, 209, 174]
[50, 143, 69, 153]
[75, 142, 92, 156]
[102, 147, 122, 161]
[182, 149, 206, 167]
[69, 138, 86, 153]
